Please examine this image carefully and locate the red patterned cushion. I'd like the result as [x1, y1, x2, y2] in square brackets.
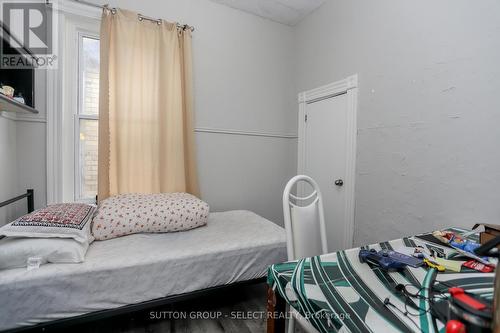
[13, 204, 93, 230]
[0, 203, 95, 243]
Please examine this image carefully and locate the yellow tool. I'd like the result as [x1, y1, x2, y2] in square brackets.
[424, 258, 446, 272]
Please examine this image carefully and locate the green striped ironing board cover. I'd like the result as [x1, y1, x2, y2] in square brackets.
[267, 227, 495, 333]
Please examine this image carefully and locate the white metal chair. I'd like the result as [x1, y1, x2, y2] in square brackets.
[282, 175, 328, 333]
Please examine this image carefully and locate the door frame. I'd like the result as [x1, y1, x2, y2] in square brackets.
[297, 74, 358, 249]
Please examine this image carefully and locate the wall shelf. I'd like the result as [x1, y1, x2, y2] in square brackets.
[0, 93, 38, 114]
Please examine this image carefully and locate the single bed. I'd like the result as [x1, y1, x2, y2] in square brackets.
[0, 193, 286, 332]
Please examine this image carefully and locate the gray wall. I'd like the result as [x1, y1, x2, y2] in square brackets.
[92, 0, 298, 224]
[294, 0, 500, 245]
[12, 0, 298, 226]
[0, 70, 47, 225]
[16, 120, 47, 212]
[13, 0, 498, 239]
[0, 116, 21, 225]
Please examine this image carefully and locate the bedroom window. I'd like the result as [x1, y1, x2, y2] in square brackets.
[76, 36, 100, 201]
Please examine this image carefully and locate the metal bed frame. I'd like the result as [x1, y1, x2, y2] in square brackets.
[0, 189, 34, 214]
[0, 190, 267, 332]
[4, 277, 266, 333]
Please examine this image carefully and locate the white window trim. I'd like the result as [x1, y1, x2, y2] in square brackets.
[47, 12, 99, 204]
[46, 12, 65, 204]
[74, 32, 99, 203]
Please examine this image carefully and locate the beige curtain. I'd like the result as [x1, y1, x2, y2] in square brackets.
[98, 8, 199, 201]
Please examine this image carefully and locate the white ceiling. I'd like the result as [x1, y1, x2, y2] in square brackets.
[209, 0, 327, 26]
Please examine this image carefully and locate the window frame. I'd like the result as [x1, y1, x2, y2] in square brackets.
[74, 31, 100, 203]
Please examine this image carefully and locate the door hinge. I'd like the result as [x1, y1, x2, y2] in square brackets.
[305, 114, 308, 122]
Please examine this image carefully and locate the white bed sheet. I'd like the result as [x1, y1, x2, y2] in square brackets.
[0, 210, 286, 331]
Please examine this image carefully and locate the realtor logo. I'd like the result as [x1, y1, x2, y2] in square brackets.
[1, 0, 58, 68]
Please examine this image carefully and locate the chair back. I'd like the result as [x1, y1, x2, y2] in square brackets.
[283, 175, 328, 261]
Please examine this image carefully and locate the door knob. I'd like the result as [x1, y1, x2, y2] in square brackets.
[334, 179, 344, 186]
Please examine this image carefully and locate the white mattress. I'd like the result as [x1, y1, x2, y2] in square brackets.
[0, 210, 286, 331]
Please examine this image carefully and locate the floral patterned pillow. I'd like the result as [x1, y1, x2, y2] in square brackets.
[0, 203, 95, 243]
[92, 193, 209, 240]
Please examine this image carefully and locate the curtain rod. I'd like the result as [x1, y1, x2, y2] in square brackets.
[62, 0, 195, 31]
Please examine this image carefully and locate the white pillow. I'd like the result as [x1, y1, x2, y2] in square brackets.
[0, 203, 95, 243]
[0, 237, 89, 270]
[92, 193, 209, 240]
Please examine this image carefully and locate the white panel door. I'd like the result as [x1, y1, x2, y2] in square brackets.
[304, 93, 349, 252]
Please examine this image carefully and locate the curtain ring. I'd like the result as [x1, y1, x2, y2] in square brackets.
[103, 4, 116, 14]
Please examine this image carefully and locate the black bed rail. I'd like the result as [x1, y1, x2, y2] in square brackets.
[2, 277, 266, 333]
[0, 189, 34, 214]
